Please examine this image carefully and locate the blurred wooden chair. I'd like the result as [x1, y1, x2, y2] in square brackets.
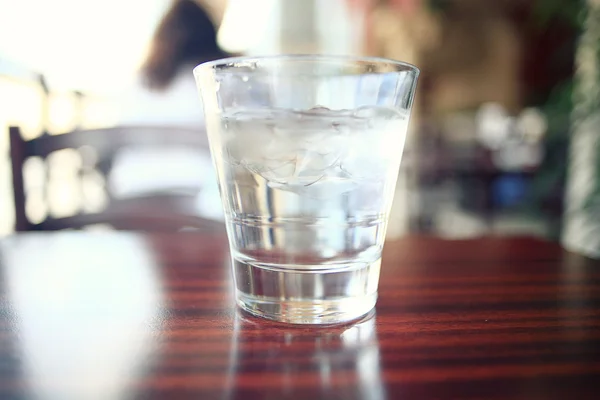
[9, 125, 224, 232]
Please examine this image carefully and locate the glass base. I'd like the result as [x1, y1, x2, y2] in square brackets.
[232, 257, 380, 324]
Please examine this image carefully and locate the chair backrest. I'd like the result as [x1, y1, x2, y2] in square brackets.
[9, 125, 217, 232]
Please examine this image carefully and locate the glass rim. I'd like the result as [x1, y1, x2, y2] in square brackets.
[193, 54, 420, 77]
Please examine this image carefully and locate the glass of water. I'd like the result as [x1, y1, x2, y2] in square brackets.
[194, 55, 419, 324]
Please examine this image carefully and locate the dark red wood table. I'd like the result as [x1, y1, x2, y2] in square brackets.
[1, 232, 599, 399]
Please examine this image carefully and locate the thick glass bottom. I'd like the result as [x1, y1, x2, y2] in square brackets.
[232, 257, 380, 324]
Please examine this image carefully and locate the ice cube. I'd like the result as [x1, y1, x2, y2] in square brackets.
[221, 106, 408, 192]
[340, 118, 407, 180]
[250, 159, 296, 183]
[268, 175, 358, 199]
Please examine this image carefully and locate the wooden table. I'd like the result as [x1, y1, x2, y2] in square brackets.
[0, 232, 599, 399]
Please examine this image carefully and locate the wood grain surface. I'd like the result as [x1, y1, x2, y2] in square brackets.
[0, 232, 599, 399]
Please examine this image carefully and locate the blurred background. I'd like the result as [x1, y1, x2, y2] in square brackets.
[0, 0, 596, 242]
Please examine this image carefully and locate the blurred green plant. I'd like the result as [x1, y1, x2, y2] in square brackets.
[573, 1, 600, 211]
[522, 0, 591, 237]
[427, 0, 450, 12]
[560, 0, 600, 257]
[532, 0, 587, 30]
[530, 0, 599, 236]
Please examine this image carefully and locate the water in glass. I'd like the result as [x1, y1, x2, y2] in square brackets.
[210, 105, 408, 323]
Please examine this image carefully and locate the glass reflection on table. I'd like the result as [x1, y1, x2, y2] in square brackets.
[225, 310, 385, 400]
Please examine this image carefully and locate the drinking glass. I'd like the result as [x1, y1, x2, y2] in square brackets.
[194, 55, 419, 324]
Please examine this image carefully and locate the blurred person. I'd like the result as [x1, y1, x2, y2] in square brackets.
[116, 0, 229, 126]
[370, 0, 521, 114]
[369, 0, 524, 238]
[367, 0, 440, 237]
[369, 0, 440, 67]
[109, 0, 230, 218]
[421, 0, 522, 114]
